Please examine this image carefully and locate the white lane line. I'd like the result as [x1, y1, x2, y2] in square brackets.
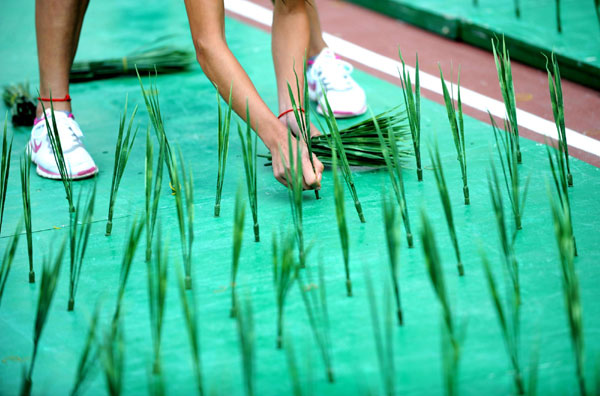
[224, 0, 600, 158]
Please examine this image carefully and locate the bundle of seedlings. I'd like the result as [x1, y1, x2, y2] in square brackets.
[214, 86, 233, 217]
[144, 127, 166, 262]
[238, 105, 260, 242]
[281, 128, 306, 267]
[546, 143, 577, 255]
[439, 65, 469, 205]
[2, 83, 36, 126]
[70, 43, 194, 82]
[296, 262, 335, 383]
[0, 224, 21, 307]
[100, 317, 126, 396]
[0, 117, 13, 233]
[287, 58, 319, 199]
[231, 187, 246, 318]
[20, 155, 35, 283]
[40, 97, 74, 212]
[420, 212, 462, 396]
[382, 194, 404, 325]
[490, 113, 529, 232]
[545, 52, 572, 186]
[68, 185, 96, 311]
[374, 113, 413, 247]
[272, 231, 299, 349]
[331, 145, 352, 296]
[106, 98, 138, 236]
[550, 193, 586, 396]
[21, 242, 65, 396]
[398, 50, 423, 181]
[170, 149, 195, 289]
[492, 37, 522, 164]
[176, 269, 204, 396]
[430, 145, 464, 276]
[70, 303, 101, 396]
[235, 294, 255, 396]
[146, 225, 168, 375]
[364, 269, 396, 396]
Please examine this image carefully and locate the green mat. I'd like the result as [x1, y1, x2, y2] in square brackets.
[346, 0, 600, 90]
[1, 1, 600, 395]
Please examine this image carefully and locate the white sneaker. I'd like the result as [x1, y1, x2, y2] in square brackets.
[307, 48, 367, 118]
[28, 109, 98, 180]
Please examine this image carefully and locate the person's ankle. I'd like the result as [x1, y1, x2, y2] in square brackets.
[308, 42, 327, 59]
[36, 103, 72, 118]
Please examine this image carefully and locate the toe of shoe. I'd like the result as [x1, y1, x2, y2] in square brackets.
[319, 88, 367, 117]
[66, 148, 98, 179]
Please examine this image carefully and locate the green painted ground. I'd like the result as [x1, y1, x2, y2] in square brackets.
[347, 0, 600, 89]
[1, 1, 600, 395]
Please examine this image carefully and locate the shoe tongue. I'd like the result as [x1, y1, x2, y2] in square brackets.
[317, 48, 337, 62]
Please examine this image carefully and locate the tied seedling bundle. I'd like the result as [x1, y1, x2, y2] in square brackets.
[70, 42, 194, 82]
[2, 82, 36, 126]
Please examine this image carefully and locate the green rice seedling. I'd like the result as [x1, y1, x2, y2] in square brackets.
[235, 294, 255, 396]
[0, 116, 12, 234]
[545, 52, 572, 187]
[68, 185, 96, 311]
[550, 193, 586, 396]
[21, 241, 65, 396]
[439, 65, 469, 205]
[284, 336, 303, 396]
[398, 50, 422, 181]
[382, 194, 404, 325]
[112, 217, 144, 328]
[546, 142, 577, 256]
[373, 112, 413, 248]
[214, 86, 233, 217]
[420, 211, 461, 396]
[147, 224, 167, 375]
[106, 97, 138, 236]
[70, 303, 101, 396]
[272, 231, 298, 349]
[144, 126, 165, 262]
[176, 269, 204, 396]
[490, 113, 529, 232]
[281, 128, 306, 267]
[297, 262, 334, 383]
[238, 103, 260, 242]
[0, 224, 21, 307]
[488, 164, 521, 304]
[492, 37, 521, 164]
[40, 97, 74, 212]
[231, 186, 246, 318]
[20, 154, 34, 283]
[320, 89, 365, 223]
[364, 269, 395, 396]
[429, 144, 464, 276]
[287, 57, 319, 200]
[169, 148, 194, 289]
[100, 317, 126, 396]
[331, 145, 352, 296]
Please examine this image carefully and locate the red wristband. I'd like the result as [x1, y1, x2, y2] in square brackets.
[37, 94, 71, 102]
[278, 108, 304, 119]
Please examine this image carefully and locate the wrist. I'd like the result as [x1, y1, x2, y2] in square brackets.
[262, 118, 287, 153]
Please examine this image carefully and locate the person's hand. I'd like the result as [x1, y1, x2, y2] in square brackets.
[280, 111, 322, 138]
[269, 129, 324, 190]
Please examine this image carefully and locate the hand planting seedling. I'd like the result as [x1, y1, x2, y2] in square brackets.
[430, 144, 464, 276]
[231, 186, 246, 318]
[492, 37, 521, 164]
[374, 112, 413, 248]
[399, 50, 422, 181]
[0, 116, 12, 234]
[382, 194, 404, 325]
[420, 211, 462, 396]
[272, 231, 298, 349]
[331, 145, 352, 296]
[238, 104, 260, 242]
[106, 97, 138, 236]
[0, 224, 21, 308]
[545, 52, 572, 187]
[68, 185, 96, 311]
[146, 225, 167, 375]
[490, 113, 529, 232]
[439, 65, 469, 205]
[20, 154, 34, 283]
[214, 86, 233, 217]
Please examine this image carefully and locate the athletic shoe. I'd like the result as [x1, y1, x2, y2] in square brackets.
[307, 47, 367, 118]
[28, 109, 98, 180]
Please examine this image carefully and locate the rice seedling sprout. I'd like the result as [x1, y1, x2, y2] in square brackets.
[231, 186, 246, 318]
[20, 154, 34, 283]
[272, 231, 298, 348]
[382, 194, 404, 325]
[0, 224, 21, 307]
[398, 50, 422, 181]
[235, 294, 255, 396]
[70, 303, 101, 396]
[331, 145, 352, 296]
[100, 317, 126, 396]
[147, 224, 168, 375]
[238, 103, 260, 242]
[144, 126, 165, 262]
[214, 85, 233, 217]
[0, 116, 12, 234]
[106, 97, 138, 236]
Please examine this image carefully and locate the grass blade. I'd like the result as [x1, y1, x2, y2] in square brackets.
[100, 317, 126, 396]
[273, 231, 298, 348]
[147, 224, 168, 375]
[231, 186, 246, 318]
[382, 194, 404, 325]
[70, 303, 101, 396]
[238, 103, 260, 242]
[0, 115, 12, 234]
[331, 144, 352, 296]
[235, 294, 255, 396]
[398, 50, 422, 181]
[0, 223, 21, 308]
[214, 85, 233, 217]
[20, 153, 34, 283]
[144, 125, 165, 262]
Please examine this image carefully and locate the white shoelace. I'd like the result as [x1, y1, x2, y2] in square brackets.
[315, 58, 354, 92]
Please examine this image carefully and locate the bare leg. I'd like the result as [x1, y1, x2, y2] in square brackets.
[306, 0, 328, 58]
[35, 0, 89, 117]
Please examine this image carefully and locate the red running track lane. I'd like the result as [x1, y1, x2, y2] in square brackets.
[226, 0, 600, 167]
